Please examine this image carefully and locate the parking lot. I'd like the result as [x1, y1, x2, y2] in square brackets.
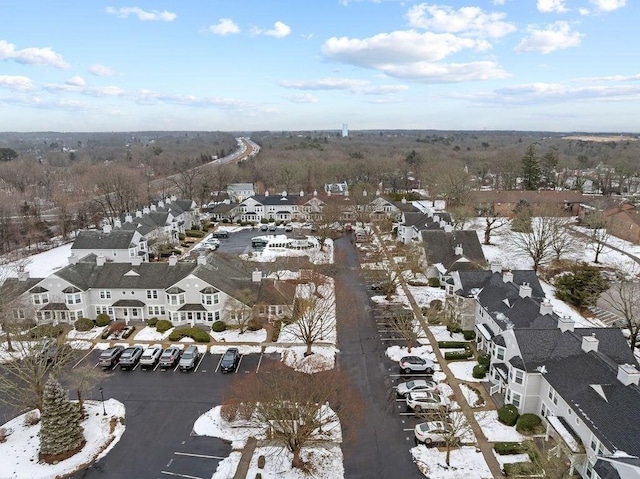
[69, 348, 281, 479]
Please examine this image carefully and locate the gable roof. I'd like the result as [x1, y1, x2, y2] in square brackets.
[421, 229, 486, 271]
[72, 230, 139, 250]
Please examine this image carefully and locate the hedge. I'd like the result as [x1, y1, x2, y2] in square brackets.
[438, 341, 469, 348]
[169, 327, 211, 343]
[472, 364, 487, 379]
[96, 314, 111, 327]
[494, 442, 526, 455]
[247, 318, 262, 331]
[447, 323, 462, 334]
[478, 354, 491, 367]
[428, 277, 441, 287]
[74, 317, 94, 332]
[503, 462, 540, 476]
[516, 414, 543, 434]
[28, 324, 66, 338]
[212, 321, 226, 333]
[185, 229, 205, 238]
[498, 404, 520, 426]
[156, 319, 173, 333]
[463, 330, 476, 340]
[444, 349, 474, 360]
[147, 317, 158, 327]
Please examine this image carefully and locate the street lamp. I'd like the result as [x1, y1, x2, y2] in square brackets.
[99, 387, 106, 416]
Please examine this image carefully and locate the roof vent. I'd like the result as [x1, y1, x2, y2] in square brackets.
[581, 333, 599, 353]
[519, 283, 532, 298]
[503, 271, 514, 283]
[617, 363, 640, 386]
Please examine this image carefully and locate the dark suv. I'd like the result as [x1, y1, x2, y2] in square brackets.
[99, 345, 125, 368]
[220, 347, 241, 373]
[211, 231, 229, 239]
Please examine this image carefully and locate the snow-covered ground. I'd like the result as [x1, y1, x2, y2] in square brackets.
[448, 361, 483, 383]
[475, 411, 526, 442]
[240, 237, 334, 264]
[0, 399, 125, 479]
[411, 445, 492, 479]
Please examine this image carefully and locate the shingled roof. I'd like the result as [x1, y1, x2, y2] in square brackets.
[72, 230, 139, 250]
[421, 229, 486, 272]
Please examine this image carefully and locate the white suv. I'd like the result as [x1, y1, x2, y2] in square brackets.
[399, 356, 435, 375]
[414, 421, 453, 445]
[406, 391, 447, 413]
[140, 346, 162, 369]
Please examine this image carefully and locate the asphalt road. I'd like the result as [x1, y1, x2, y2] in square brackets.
[334, 236, 424, 479]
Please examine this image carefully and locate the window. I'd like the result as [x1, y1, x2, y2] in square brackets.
[167, 293, 185, 306]
[201, 293, 218, 305]
[147, 305, 166, 316]
[146, 289, 158, 300]
[590, 436, 605, 455]
[32, 293, 49, 305]
[269, 305, 283, 315]
[13, 309, 25, 320]
[65, 293, 82, 305]
[99, 290, 111, 300]
[513, 369, 524, 385]
[96, 306, 114, 316]
[548, 387, 558, 406]
[511, 391, 521, 408]
[541, 403, 549, 418]
[494, 345, 505, 361]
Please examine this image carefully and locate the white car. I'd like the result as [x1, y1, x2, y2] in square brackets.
[406, 391, 447, 413]
[396, 379, 440, 397]
[140, 346, 162, 369]
[414, 421, 453, 445]
[399, 356, 435, 375]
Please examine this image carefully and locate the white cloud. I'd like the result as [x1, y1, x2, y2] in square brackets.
[590, 0, 626, 12]
[105, 7, 176, 22]
[284, 93, 319, 103]
[88, 64, 115, 76]
[537, 0, 568, 13]
[381, 61, 509, 83]
[323, 30, 490, 68]
[0, 75, 35, 91]
[253, 21, 291, 38]
[515, 21, 582, 54]
[279, 77, 409, 94]
[66, 75, 85, 87]
[208, 18, 240, 36]
[0, 40, 69, 69]
[406, 4, 516, 38]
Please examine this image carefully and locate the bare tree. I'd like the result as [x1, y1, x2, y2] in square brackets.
[64, 365, 110, 417]
[448, 205, 474, 230]
[507, 216, 556, 272]
[222, 363, 360, 471]
[601, 278, 640, 352]
[226, 288, 257, 334]
[417, 409, 475, 467]
[170, 162, 203, 199]
[286, 275, 335, 356]
[548, 216, 577, 261]
[387, 308, 421, 353]
[478, 205, 510, 245]
[583, 211, 611, 264]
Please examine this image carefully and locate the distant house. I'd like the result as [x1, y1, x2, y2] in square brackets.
[469, 190, 585, 216]
[227, 183, 255, 203]
[324, 182, 348, 195]
[603, 202, 640, 245]
[397, 210, 452, 244]
[116, 197, 198, 243]
[71, 228, 148, 264]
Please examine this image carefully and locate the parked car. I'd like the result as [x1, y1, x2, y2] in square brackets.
[284, 224, 293, 232]
[260, 224, 268, 231]
[140, 346, 162, 369]
[159, 346, 182, 369]
[268, 224, 277, 231]
[39, 340, 71, 364]
[205, 237, 220, 246]
[396, 379, 440, 397]
[414, 421, 453, 445]
[220, 347, 241, 373]
[99, 345, 125, 368]
[211, 231, 229, 239]
[119, 346, 144, 370]
[399, 356, 435, 375]
[406, 391, 447, 413]
[179, 345, 200, 371]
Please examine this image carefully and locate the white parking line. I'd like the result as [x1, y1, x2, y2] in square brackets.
[193, 353, 206, 373]
[174, 452, 225, 460]
[255, 352, 264, 373]
[72, 349, 95, 369]
[214, 354, 223, 373]
[160, 471, 203, 479]
[234, 354, 244, 373]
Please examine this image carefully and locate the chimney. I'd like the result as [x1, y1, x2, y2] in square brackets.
[313, 190, 317, 197]
[197, 253, 207, 265]
[401, 197, 407, 204]
[433, 215, 440, 223]
[454, 244, 463, 256]
[503, 271, 514, 283]
[114, 219, 122, 228]
[96, 255, 106, 266]
[558, 315, 575, 332]
[300, 190, 304, 197]
[136, 210, 143, 218]
[68, 253, 78, 265]
[125, 214, 133, 223]
[158, 200, 164, 208]
[151, 204, 157, 212]
[490, 263, 502, 274]
[327, 190, 331, 196]
[17, 270, 29, 282]
[282, 190, 287, 197]
[375, 189, 380, 196]
[582, 333, 599, 353]
[617, 364, 640, 386]
[103, 224, 112, 234]
[170, 195, 176, 201]
[252, 269, 262, 282]
[519, 283, 532, 298]
[265, 190, 269, 197]
[143, 206, 150, 214]
[439, 220, 447, 228]
[131, 256, 142, 266]
[540, 299, 554, 315]
[443, 224, 453, 233]
[168, 254, 178, 266]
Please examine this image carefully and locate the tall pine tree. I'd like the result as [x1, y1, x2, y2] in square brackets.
[521, 144, 541, 190]
[39, 376, 85, 463]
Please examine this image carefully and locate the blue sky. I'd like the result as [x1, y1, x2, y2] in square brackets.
[0, 0, 637, 132]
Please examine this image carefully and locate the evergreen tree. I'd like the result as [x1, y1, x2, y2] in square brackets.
[521, 144, 541, 190]
[39, 376, 85, 463]
[511, 199, 533, 233]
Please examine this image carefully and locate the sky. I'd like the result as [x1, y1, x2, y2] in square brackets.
[0, 0, 638, 133]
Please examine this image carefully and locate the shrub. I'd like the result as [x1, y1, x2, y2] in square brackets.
[498, 404, 520, 427]
[258, 455, 266, 469]
[95, 314, 111, 327]
[472, 364, 487, 379]
[554, 262, 609, 308]
[185, 229, 205, 238]
[74, 317, 94, 332]
[444, 349, 473, 360]
[121, 326, 136, 339]
[109, 321, 126, 334]
[24, 411, 40, 426]
[247, 318, 262, 331]
[504, 462, 540, 476]
[168, 327, 211, 343]
[178, 233, 185, 241]
[255, 474, 262, 479]
[463, 330, 476, 340]
[478, 354, 491, 367]
[147, 317, 158, 327]
[516, 414, 543, 434]
[220, 401, 239, 422]
[447, 323, 462, 334]
[212, 321, 226, 333]
[156, 319, 173, 333]
[494, 442, 526, 455]
[429, 299, 443, 311]
[0, 427, 7, 443]
[29, 324, 66, 338]
[428, 277, 441, 287]
[438, 341, 468, 348]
